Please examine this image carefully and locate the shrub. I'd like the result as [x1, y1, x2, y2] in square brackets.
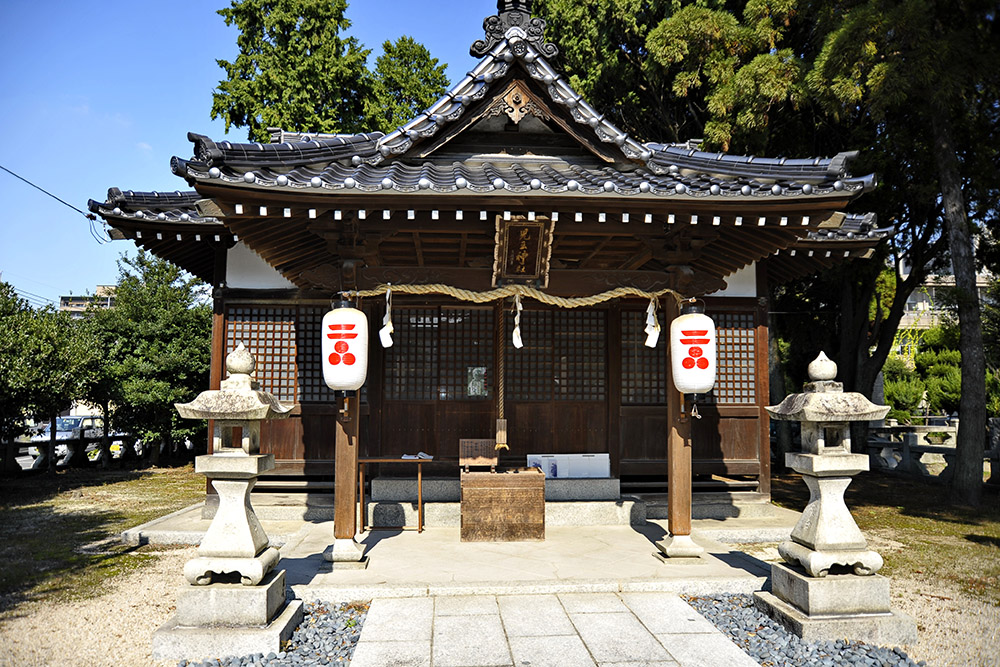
[884, 376, 926, 422]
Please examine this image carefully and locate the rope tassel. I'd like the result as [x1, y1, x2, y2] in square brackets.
[644, 297, 660, 348]
[379, 284, 394, 347]
[511, 294, 524, 349]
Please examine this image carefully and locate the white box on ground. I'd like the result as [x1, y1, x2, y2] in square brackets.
[571, 453, 609, 478]
[527, 454, 559, 478]
[526, 453, 610, 478]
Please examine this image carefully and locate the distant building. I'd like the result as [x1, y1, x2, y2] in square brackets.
[899, 273, 992, 331]
[59, 285, 115, 319]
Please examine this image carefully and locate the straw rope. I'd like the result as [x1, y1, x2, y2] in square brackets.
[347, 282, 684, 308]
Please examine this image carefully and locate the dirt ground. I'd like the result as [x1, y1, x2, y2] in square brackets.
[741, 542, 1000, 666]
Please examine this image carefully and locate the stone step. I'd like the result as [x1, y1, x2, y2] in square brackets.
[366, 499, 645, 527]
[370, 476, 620, 502]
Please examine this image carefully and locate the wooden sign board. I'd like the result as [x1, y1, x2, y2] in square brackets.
[493, 216, 554, 287]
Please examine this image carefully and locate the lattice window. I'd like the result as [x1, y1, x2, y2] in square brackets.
[385, 308, 439, 400]
[296, 306, 339, 403]
[507, 310, 553, 401]
[507, 309, 606, 401]
[621, 309, 666, 404]
[226, 306, 297, 403]
[711, 311, 756, 404]
[439, 308, 494, 400]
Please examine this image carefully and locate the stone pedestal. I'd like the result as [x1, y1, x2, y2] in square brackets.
[754, 564, 917, 645]
[324, 537, 368, 569]
[152, 570, 304, 660]
[185, 453, 280, 585]
[655, 534, 705, 559]
[779, 452, 882, 578]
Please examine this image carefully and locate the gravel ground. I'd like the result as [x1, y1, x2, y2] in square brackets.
[684, 593, 923, 667]
[1, 544, 997, 666]
[177, 601, 367, 667]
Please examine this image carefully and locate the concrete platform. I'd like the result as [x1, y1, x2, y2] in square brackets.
[123, 495, 799, 600]
[124, 498, 921, 665]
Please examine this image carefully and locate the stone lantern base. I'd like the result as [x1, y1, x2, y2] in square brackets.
[754, 563, 917, 645]
[152, 570, 303, 660]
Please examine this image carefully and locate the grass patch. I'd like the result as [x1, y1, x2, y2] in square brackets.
[772, 471, 1000, 607]
[0, 465, 203, 615]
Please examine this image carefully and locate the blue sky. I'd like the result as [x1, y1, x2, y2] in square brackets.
[0, 0, 496, 307]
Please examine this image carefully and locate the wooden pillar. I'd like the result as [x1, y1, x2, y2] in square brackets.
[665, 297, 692, 538]
[333, 394, 361, 539]
[657, 296, 703, 559]
[755, 262, 772, 499]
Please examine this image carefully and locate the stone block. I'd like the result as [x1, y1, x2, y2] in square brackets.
[152, 598, 303, 661]
[175, 569, 287, 626]
[370, 476, 621, 502]
[770, 562, 890, 615]
[195, 452, 274, 478]
[753, 590, 916, 646]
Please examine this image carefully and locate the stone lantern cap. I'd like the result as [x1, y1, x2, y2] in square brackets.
[765, 352, 889, 423]
[175, 343, 292, 421]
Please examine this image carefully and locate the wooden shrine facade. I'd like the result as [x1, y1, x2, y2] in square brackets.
[89, 0, 886, 502]
[212, 289, 770, 488]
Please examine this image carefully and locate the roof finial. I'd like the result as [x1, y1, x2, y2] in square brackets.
[472, 0, 558, 59]
[499, 0, 531, 11]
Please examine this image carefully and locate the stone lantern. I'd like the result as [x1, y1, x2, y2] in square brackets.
[754, 352, 916, 645]
[153, 343, 303, 660]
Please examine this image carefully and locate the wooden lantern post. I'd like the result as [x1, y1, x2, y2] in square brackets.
[333, 393, 361, 540]
[657, 296, 704, 558]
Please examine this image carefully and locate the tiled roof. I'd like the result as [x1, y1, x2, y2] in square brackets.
[87, 188, 219, 225]
[169, 9, 873, 204]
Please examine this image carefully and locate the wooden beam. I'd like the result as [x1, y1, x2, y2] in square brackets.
[412, 232, 424, 267]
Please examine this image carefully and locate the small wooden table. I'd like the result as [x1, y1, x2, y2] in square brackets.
[358, 457, 429, 533]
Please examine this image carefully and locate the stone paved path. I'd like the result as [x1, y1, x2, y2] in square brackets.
[350, 591, 758, 667]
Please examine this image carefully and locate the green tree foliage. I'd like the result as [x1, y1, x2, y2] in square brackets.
[212, 0, 372, 141]
[96, 251, 212, 464]
[0, 283, 34, 444]
[807, 0, 999, 505]
[364, 36, 449, 134]
[533, 0, 685, 143]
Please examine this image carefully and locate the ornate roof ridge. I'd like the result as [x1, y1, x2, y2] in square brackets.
[185, 131, 384, 170]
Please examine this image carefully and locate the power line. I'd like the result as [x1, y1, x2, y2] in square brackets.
[13, 288, 54, 308]
[0, 163, 111, 245]
[0, 163, 96, 220]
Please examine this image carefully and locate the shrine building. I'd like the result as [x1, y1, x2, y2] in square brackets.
[89, 0, 884, 508]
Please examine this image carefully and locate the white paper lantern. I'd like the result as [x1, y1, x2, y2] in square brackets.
[322, 304, 369, 391]
[670, 303, 716, 394]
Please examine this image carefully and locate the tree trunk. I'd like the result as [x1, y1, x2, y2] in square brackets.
[768, 320, 791, 470]
[47, 414, 57, 473]
[99, 401, 111, 470]
[932, 113, 985, 507]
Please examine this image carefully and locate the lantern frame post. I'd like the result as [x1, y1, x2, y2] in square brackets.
[656, 297, 705, 559]
[322, 298, 369, 567]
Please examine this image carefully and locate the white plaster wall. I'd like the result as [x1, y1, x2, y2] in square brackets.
[709, 263, 757, 297]
[225, 242, 296, 289]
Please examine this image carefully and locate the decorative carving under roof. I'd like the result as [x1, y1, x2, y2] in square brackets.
[472, 0, 557, 59]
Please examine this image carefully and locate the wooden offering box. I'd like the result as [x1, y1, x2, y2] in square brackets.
[460, 468, 545, 541]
